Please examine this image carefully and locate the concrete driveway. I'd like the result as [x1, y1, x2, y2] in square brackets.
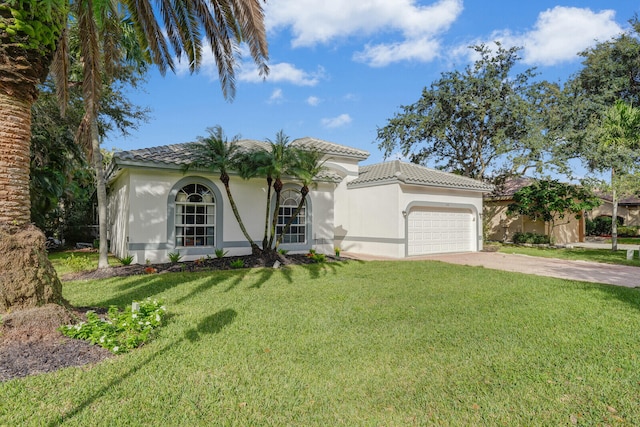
[344, 251, 640, 288]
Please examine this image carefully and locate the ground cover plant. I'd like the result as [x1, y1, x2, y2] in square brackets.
[2, 260, 640, 425]
[500, 245, 640, 266]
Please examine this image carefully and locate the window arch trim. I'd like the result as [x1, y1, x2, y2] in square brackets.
[167, 176, 223, 253]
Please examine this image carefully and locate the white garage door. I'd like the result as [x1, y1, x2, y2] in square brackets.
[407, 208, 474, 256]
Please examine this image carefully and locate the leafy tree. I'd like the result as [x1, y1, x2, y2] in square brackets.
[0, 1, 268, 311]
[377, 43, 562, 180]
[185, 126, 261, 255]
[592, 101, 640, 250]
[507, 180, 601, 243]
[559, 18, 640, 166]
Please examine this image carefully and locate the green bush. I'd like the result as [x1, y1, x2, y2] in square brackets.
[586, 216, 624, 236]
[230, 259, 245, 269]
[62, 253, 94, 272]
[512, 232, 550, 245]
[168, 252, 182, 263]
[617, 226, 639, 237]
[119, 254, 134, 265]
[215, 248, 228, 259]
[59, 299, 167, 354]
[306, 249, 327, 263]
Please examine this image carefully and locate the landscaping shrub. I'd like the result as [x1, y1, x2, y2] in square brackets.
[59, 299, 167, 354]
[62, 253, 95, 272]
[586, 216, 623, 236]
[617, 226, 639, 237]
[512, 231, 550, 245]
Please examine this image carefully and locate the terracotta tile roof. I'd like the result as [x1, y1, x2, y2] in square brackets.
[484, 177, 536, 200]
[291, 137, 370, 160]
[347, 160, 493, 191]
[110, 139, 345, 182]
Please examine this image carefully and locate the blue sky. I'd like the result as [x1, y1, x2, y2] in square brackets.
[106, 0, 640, 166]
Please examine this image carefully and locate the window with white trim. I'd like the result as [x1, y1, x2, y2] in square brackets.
[277, 189, 306, 244]
[175, 183, 215, 247]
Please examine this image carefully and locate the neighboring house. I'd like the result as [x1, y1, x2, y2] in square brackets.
[588, 194, 640, 227]
[484, 177, 585, 244]
[106, 137, 493, 263]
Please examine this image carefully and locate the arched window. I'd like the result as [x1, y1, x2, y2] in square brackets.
[277, 189, 306, 244]
[175, 183, 215, 247]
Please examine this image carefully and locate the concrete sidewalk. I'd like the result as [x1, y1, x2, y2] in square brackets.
[344, 251, 640, 288]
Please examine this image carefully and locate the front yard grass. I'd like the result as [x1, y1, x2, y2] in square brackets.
[500, 244, 640, 266]
[48, 250, 120, 276]
[3, 260, 640, 425]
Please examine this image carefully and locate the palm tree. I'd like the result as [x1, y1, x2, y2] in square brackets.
[599, 100, 640, 251]
[186, 126, 261, 255]
[0, 1, 268, 311]
[275, 149, 327, 249]
[249, 131, 299, 251]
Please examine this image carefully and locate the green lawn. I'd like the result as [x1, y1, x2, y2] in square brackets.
[3, 260, 640, 425]
[500, 244, 640, 266]
[606, 237, 640, 245]
[48, 250, 120, 276]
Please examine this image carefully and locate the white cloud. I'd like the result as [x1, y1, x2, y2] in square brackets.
[520, 7, 622, 65]
[322, 114, 352, 128]
[306, 96, 320, 106]
[268, 88, 284, 104]
[266, 0, 463, 66]
[354, 36, 441, 67]
[240, 62, 324, 86]
[458, 7, 623, 66]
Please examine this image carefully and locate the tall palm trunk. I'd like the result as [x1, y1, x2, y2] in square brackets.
[262, 176, 272, 250]
[268, 178, 283, 249]
[611, 168, 618, 252]
[0, 5, 65, 311]
[91, 120, 110, 268]
[221, 172, 260, 255]
[0, 93, 32, 225]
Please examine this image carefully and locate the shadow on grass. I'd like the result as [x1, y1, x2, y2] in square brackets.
[96, 274, 202, 307]
[175, 273, 236, 304]
[49, 308, 237, 426]
[581, 282, 640, 312]
[300, 259, 348, 279]
[185, 309, 237, 342]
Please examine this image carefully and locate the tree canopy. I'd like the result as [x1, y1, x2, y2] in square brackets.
[507, 180, 601, 241]
[376, 43, 562, 180]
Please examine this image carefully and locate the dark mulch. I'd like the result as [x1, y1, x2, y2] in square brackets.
[1, 253, 338, 382]
[61, 253, 318, 281]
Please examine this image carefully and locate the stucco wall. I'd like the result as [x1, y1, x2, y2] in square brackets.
[484, 200, 583, 244]
[335, 182, 403, 257]
[335, 182, 485, 258]
[589, 200, 640, 227]
[109, 168, 336, 263]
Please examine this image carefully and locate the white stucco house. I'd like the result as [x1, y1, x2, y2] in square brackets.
[106, 137, 493, 264]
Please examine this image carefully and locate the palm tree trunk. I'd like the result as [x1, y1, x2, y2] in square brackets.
[0, 93, 64, 312]
[268, 178, 283, 249]
[0, 93, 32, 225]
[611, 168, 618, 252]
[262, 176, 272, 250]
[91, 119, 110, 268]
[221, 174, 261, 255]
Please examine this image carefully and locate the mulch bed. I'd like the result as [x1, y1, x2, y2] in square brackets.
[1, 253, 338, 382]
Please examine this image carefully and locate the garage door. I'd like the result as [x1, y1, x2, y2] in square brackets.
[407, 208, 474, 255]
